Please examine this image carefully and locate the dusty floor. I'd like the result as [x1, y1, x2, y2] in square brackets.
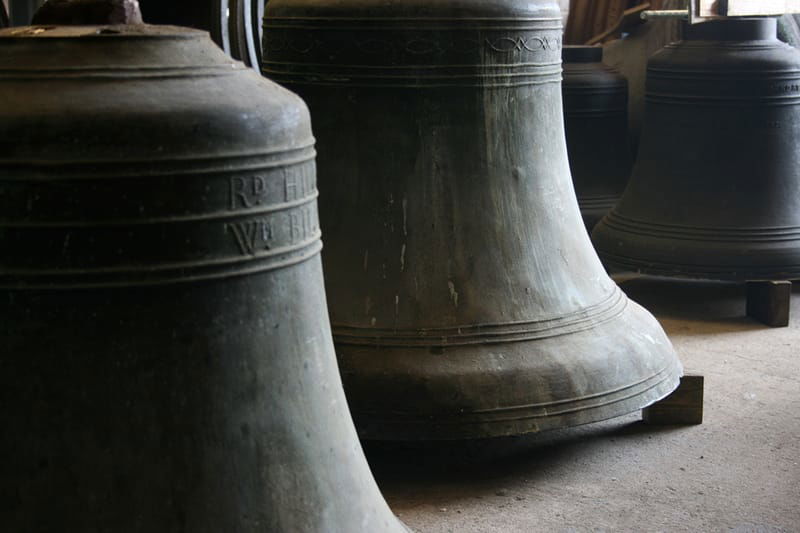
[364, 277, 800, 532]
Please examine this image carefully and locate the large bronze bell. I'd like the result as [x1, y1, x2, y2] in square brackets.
[563, 45, 633, 231]
[0, 16, 405, 533]
[263, 0, 683, 440]
[593, 18, 800, 281]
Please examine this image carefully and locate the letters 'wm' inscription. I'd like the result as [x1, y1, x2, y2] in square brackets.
[225, 162, 319, 256]
[226, 204, 319, 256]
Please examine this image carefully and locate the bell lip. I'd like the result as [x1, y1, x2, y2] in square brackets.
[592, 212, 800, 282]
[349, 361, 683, 441]
[685, 17, 777, 42]
[563, 45, 603, 63]
[336, 298, 683, 441]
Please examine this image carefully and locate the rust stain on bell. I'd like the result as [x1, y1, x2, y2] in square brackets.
[593, 18, 800, 281]
[562, 45, 633, 231]
[263, 0, 683, 441]
[0, 10, 406, 533]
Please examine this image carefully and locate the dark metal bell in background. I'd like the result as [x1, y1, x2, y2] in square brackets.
[563, 45, 633, 231]
[1, 2, 8, 28]
[593, 18, 800, 281]
[0, 19, 404, 533]
[263, 0, 682, 441]
[137, 0, 263, 68]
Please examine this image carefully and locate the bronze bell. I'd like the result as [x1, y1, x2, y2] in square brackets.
[263, 0, 683, 440]
[563, 45, 633, 231]
[0, 7, 405, 532]
[593, 18, 800, 281]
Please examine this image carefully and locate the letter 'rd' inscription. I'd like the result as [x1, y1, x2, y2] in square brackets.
[225, 163, 319, 256]
[228, 162, 315, 209]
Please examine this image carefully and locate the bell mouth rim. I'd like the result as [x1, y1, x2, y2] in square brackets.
[336, 297, 683, 441]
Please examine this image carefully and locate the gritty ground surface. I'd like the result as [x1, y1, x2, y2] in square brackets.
[364, 277, 800, 533]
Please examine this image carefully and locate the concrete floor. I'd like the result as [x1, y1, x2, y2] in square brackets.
[364, 277, 800, 532]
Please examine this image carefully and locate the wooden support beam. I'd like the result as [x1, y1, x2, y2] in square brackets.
[642, 374, 704, 425]
[746, 280, 792, 328]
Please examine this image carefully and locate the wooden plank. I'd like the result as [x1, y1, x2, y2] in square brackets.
[746, 280, 792, 328]
[606, 0, 627, 30]
[642, 375, 704, 425]
[585, 3, 650, 45]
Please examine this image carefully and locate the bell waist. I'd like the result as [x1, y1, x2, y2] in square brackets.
[332, 286, 628, 347]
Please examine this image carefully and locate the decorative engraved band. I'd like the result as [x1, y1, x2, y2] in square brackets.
[263, 18, 563, 87]
[647, 67, 800, 105]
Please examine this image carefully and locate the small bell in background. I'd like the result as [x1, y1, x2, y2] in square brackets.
[562, 45, 633, 231]
[594, 18, 800, 283]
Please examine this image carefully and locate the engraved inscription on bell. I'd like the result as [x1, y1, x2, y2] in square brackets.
[0, 20, 405, 533]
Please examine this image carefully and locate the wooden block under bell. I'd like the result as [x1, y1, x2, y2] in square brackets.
[642, 374, 704, 425]
[746, 280, 792, 328]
